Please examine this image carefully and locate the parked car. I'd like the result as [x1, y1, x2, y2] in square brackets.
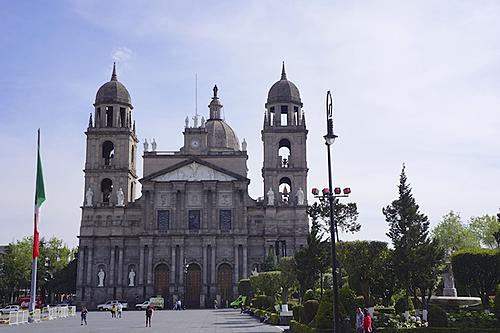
[0, 305, 20, 314]
[135, 297, 164, 310]
[229, 295, 246, 308]
[135, 301, 152, 310]
[97, 300, 128, 311]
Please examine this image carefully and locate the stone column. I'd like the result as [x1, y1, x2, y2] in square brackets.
[139, 245, 144, 285]
[211, 244, 216, 284]
[77, 246, 85, 285]
[147, 245, 153, 284]
[242, 246, 248, 278]
[110, 247, 116, 285]
[170, 245, 176, 285]
[179, 245, 184, 284]
[234, 245, 239, 283]
[86, 247, 93, 286]
[118, 247, 124, 286]
[202, 245, 207, 285]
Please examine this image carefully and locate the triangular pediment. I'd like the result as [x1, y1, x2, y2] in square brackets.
[151, 161, 237, 182]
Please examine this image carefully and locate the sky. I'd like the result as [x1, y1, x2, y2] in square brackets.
[0, 1, 499, 248]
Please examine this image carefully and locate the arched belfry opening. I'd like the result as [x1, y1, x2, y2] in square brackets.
[101, 178, 113, 203]
[278, 138, 291, 168]
[102, 141, 115, 166]
[279, 177, 291, 203]
[106, 106, 113, 127]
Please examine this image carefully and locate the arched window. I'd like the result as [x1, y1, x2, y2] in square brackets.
[278, 139, 291, 168]
[101, 178, 113, 203]
[102, 141, 114, 166]
[279, 177, 291, 203]
[106, 106, 113, 127]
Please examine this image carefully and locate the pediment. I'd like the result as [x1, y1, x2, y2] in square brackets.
[152, 162, 237, 182]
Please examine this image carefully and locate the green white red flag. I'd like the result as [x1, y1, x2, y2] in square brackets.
[33, 129, 46, 259]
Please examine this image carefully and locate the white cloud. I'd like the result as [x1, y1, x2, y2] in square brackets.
[111, 47, 133, 63]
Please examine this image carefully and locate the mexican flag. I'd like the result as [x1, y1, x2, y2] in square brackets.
[33, 129, 46, 259]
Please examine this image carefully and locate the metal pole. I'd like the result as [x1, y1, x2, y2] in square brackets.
[327, 143, 340, 333]
[29, 258, 37, 313]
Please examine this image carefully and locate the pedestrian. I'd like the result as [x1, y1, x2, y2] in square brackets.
[111, 304, 116, 318]
[80, 307, 88, 325]
[240, 303, 244, 314]
[363, 308, 372, 333]
[176, 299, 181, 310]
[213, 299, 218, 309]
[355, 307, 364, 333]
[145, 305, 153, 327]
[117, 303, 123, 318]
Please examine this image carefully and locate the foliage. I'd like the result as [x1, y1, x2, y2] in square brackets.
[250, 271, 281, 299]
[428, 305, 448, 327]
[303, 300, 320, 324]
[447, 310, 497, 329]
[431, 211, 480, 253]
[468, 215, 500, 249]
[303, 289, 316, 303]
[338, 240, 393, 306]
[253, 295, 275, 310]
[310, 298, 334, 329]
[495, 285, 500, 321]
[262, 253, 278, 272]
[383, 165, 440, 312]
[279, 256, 297, 303]
[451, 249, 500, 310]
[238, 279, 252, 297]
[394, 292, 414, 314]
[293, 304, 304, 323]
[307, 197, 360, 236]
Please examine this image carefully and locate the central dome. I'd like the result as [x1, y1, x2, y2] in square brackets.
[95, 63, 132, 107]
[206, 119, 240, 151]
[266, 63, 302, 105]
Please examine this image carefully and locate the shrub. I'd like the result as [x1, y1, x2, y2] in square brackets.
[494, 284, 500, 321]
[428, 305, 448, 327]
[238, 279, 252, 297]
[339, 286, 356, 319]
[290, 320, 314, 333]
[293, 304, 304, 323]
[311, 299, 334, 329]
[303, 300, 319, 324]
[394, 296, 414, 314]
[270, 313, 280, 324]
[254, 295, 274, 310]
[303, 289, 315, 303]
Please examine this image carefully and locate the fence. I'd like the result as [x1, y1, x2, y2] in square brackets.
[8, 310, 29, 325]
[3, 305, 76, 325]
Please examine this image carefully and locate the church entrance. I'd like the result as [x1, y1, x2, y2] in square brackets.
[217, 263, 233, 307]
[154, 264, 169, 300]
[185, 264, 201, 309]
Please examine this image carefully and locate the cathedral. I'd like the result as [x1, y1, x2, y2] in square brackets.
[76, 63, 309, 309]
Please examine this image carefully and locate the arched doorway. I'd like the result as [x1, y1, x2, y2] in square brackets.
[217, 263, 233, 307]
[185, 264, 201, 309]
[154, 264, 169, 300]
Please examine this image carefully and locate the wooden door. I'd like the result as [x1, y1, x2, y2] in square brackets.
[185, 264, 201, 308]
[217, 263, 233, 307]
[154, 264, 169, 299]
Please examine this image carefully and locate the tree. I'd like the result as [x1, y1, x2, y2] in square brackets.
[262, 253, 278, 272]
[307, 198, 360, 238]
[250, 271, 281, 299]
[383, 165, 438, 314]
[279, 256, 297, 304]
[451, 248, 500, 310]
[469, 215, 500, 249]
[431, 211, 480, 253]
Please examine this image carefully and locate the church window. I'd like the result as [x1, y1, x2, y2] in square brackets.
[278, 139, 291, 168]
[96, 108, 101, 127]
[101, 178, 113, 203]
[293, 106, 299, 125]
[279, 177, 291, 203]
[219, 209, 232, 231]
[157, 210, 170, 231]
[120, 108, 126, 127]
[188, 210, 201, 230]
[106, 106, 113, 127]
[102, 141, 114, 166]
[280, 105, 288, 126]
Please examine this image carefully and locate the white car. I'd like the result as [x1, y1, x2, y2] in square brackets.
[135, 301, 152, 310]
[97, 300, 128, 311]
[0, 305, 20, 314]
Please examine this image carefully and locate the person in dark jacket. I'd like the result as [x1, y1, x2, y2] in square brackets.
[145, 305, 153, 327]
[80, 307, 88, 325]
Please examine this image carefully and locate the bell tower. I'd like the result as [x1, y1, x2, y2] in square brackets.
[262, 63, 308, 205]
[83, 63, 138, 207]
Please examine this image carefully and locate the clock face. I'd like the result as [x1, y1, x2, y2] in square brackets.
[191, 139, 200, 148]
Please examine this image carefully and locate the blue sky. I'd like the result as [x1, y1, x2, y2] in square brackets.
[0, 1, 499, 248]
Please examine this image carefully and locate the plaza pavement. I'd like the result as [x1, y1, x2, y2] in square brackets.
[0, 309, 286, 333]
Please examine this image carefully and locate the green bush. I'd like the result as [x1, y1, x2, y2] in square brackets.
[494, 284, 500, 321]
[269, 313, 280, 324]
[238, 279, 252, 297]
[428, 305, 448, 327]
[339, 286, 356, 320]
[253, 295, 275, 310]
[293, 304, 304, 323]
[303, 289, 315, 303]
[303, 300, 319, 324]
[448, 310, 497, 329]
[290, 320, 314, 333]
[310, 300, 334, 329]
[377, 329, 499, 333]
[394, 296, 414, 314]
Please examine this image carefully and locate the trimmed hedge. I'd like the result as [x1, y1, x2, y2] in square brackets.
[304, 289, 315, 303]
[293, 304, 304, 323]
[494, 284, 500, 320]
[303, 300, 319, 324]
[378, 328, 500, 333]
[428, 305, 448, 327]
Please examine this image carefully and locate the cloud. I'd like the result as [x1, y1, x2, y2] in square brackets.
[111, 47, 133, 63]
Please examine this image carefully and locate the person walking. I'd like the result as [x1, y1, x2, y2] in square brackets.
[117, 303, 123, 318]
[363, 308, 373, 333]
[80, 307, 88, 325]
[145, 305, 153, 327]
[355, 307, 364, 333]
[111, 304, 116, 318]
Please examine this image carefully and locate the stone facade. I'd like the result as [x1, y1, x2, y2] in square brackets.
[76, 64, 309, 309]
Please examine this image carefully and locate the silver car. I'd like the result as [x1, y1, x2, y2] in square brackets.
[0, 305, 20, 314]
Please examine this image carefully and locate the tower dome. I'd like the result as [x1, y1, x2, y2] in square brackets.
[206, 85, 240, 151]
[95, 63, 132, 108]
[266, 62, 302, 106]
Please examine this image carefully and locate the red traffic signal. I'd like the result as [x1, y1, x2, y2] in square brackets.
[334, 187, 341, 195]
[311, 188, 319, 195]
[322, 188, 330, 195]
[343, 188, 351, 195]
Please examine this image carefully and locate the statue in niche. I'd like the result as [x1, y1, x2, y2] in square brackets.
[128, 268, 136, 287]
[143, 138, 149, 152]
[151, 138, 157, 152]
[242, 139, 247, 151]
[116, 188, 125, 206]
[97, 268, 105, 287]
[85, 187, 94, 207]
[185, 116, 189, 128]
[201, 116, 206, 128]
[267, 188, 275, 206]
[296, 187, 305, 205]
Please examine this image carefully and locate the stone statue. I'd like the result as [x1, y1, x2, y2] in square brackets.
[267, 188, 275, 206]
[192, 115, 199, 128]
[143, 138, 149, 152]
[201, 116, 206, 128]
[97, 268, 105, 287]
[128, 268, 136, 287]
[151, 138, 157, 152]
[85, 187, 94, 207]
[296, 187, 305, 205]
[242, 139, 247, 151]
[116, 188, 125, 206]
[185, 116, 189, 128]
